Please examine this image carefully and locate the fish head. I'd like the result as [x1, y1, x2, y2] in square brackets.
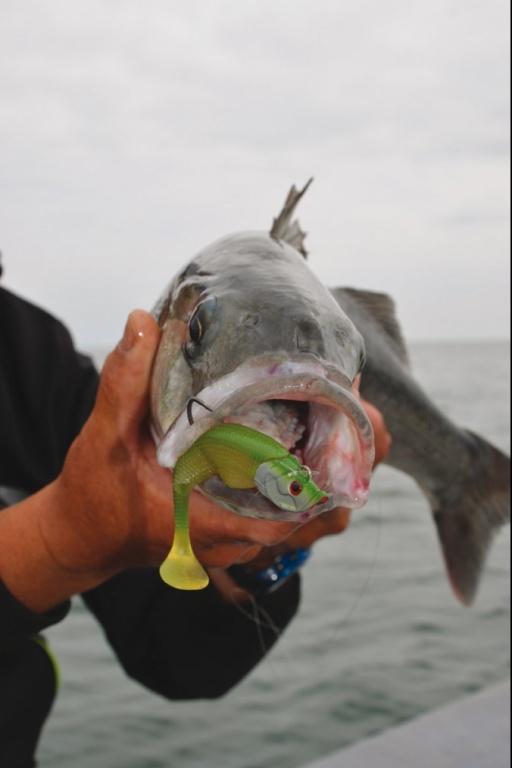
[151, 232, 375, 522]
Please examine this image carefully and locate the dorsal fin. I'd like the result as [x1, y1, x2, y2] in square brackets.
[270, 178, 313, 258]
[336, 287, 410, 366]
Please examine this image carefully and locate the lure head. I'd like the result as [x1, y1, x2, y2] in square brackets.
[254, 456, 331, 515]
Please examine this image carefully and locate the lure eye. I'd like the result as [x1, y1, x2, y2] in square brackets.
[289, 480, 303, 496]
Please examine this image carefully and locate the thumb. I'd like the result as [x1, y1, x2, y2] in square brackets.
[96, 310, 161, 437]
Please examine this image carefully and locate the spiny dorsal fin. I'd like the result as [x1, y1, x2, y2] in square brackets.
[270, 178, 313, 258]
[336, 287, 410, 366]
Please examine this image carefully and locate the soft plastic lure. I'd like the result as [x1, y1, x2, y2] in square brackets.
[159, 423, 329, 590]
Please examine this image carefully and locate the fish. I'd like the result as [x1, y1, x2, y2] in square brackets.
[150, 180, 510, 605]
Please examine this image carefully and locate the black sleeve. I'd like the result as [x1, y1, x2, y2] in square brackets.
[0, 581, 70, 651]
[82, 568, 300, 700]
[1, 287, 97, 647]
[0, 287, 99, 493]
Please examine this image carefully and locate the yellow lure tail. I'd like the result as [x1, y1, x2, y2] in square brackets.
[159, 528, 209, 590]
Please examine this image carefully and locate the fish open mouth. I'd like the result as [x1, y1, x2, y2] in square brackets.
[154, 359, 375, 522]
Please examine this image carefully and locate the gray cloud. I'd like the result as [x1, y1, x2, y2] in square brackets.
[0, 0, 509, 347]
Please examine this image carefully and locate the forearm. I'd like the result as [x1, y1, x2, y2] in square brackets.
[0, 482, 118, 616]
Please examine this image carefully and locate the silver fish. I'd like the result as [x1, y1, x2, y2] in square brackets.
[150, 180, 510, 604]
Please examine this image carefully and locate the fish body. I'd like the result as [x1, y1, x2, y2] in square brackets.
[332, 287, 510, 604]
[150, 182, 510, 604]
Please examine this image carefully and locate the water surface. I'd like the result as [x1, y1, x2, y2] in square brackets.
[39, 340, 510, 768]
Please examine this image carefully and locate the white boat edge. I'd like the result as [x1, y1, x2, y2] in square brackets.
[300, 679, 511, 768]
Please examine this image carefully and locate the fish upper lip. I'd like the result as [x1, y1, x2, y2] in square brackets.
[155, 357, 373, 466]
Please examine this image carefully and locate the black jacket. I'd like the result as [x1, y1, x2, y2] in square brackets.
[0, 286, 299, 766]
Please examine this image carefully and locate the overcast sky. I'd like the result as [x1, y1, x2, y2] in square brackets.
[0, 0, 510, 350]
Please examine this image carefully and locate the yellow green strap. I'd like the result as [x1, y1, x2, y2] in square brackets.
[32, 634, 61, 692]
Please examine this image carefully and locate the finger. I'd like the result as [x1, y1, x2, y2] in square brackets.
[285, 507, 351, 549]
[199, 543, 262, 568]
[189, 497, 300, 550]
[96, 310, 161, 437]
[207, 568, 253, 603]
[215, 512, 300, 549]
[361, 400, 392, 467]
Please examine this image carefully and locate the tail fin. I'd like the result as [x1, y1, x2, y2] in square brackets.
[432, 432, 510, 605]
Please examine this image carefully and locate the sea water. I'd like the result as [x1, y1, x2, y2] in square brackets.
[38, 340, 510, 768]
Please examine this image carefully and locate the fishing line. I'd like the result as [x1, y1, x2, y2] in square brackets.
[222, 516, 328, 676]
[329, 472, 384, 643]
[229, 587, 302, 679]
[206, 470, 385, 677]
[235, 486, 384, 675]
[230, 593, 282, 647]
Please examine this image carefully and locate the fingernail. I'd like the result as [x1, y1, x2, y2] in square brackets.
[119, 318, 134, 352]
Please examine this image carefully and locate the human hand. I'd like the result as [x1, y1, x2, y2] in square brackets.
[52, 310, 314, 566]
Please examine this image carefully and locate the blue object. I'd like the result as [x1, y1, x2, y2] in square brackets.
[228, 548, 311, 594]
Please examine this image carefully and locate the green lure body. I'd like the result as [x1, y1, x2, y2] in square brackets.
[159, 423, 329, 590]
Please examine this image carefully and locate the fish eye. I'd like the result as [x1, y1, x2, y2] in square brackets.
[188, 313, 203, 343]
[184, 296, 218, 359]
[289, 480, 303, 496]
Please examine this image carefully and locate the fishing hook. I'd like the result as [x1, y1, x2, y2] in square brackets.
[187, 397, 214, 425]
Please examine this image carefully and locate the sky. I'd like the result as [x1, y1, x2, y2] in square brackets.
[0, 0, 510, 350]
